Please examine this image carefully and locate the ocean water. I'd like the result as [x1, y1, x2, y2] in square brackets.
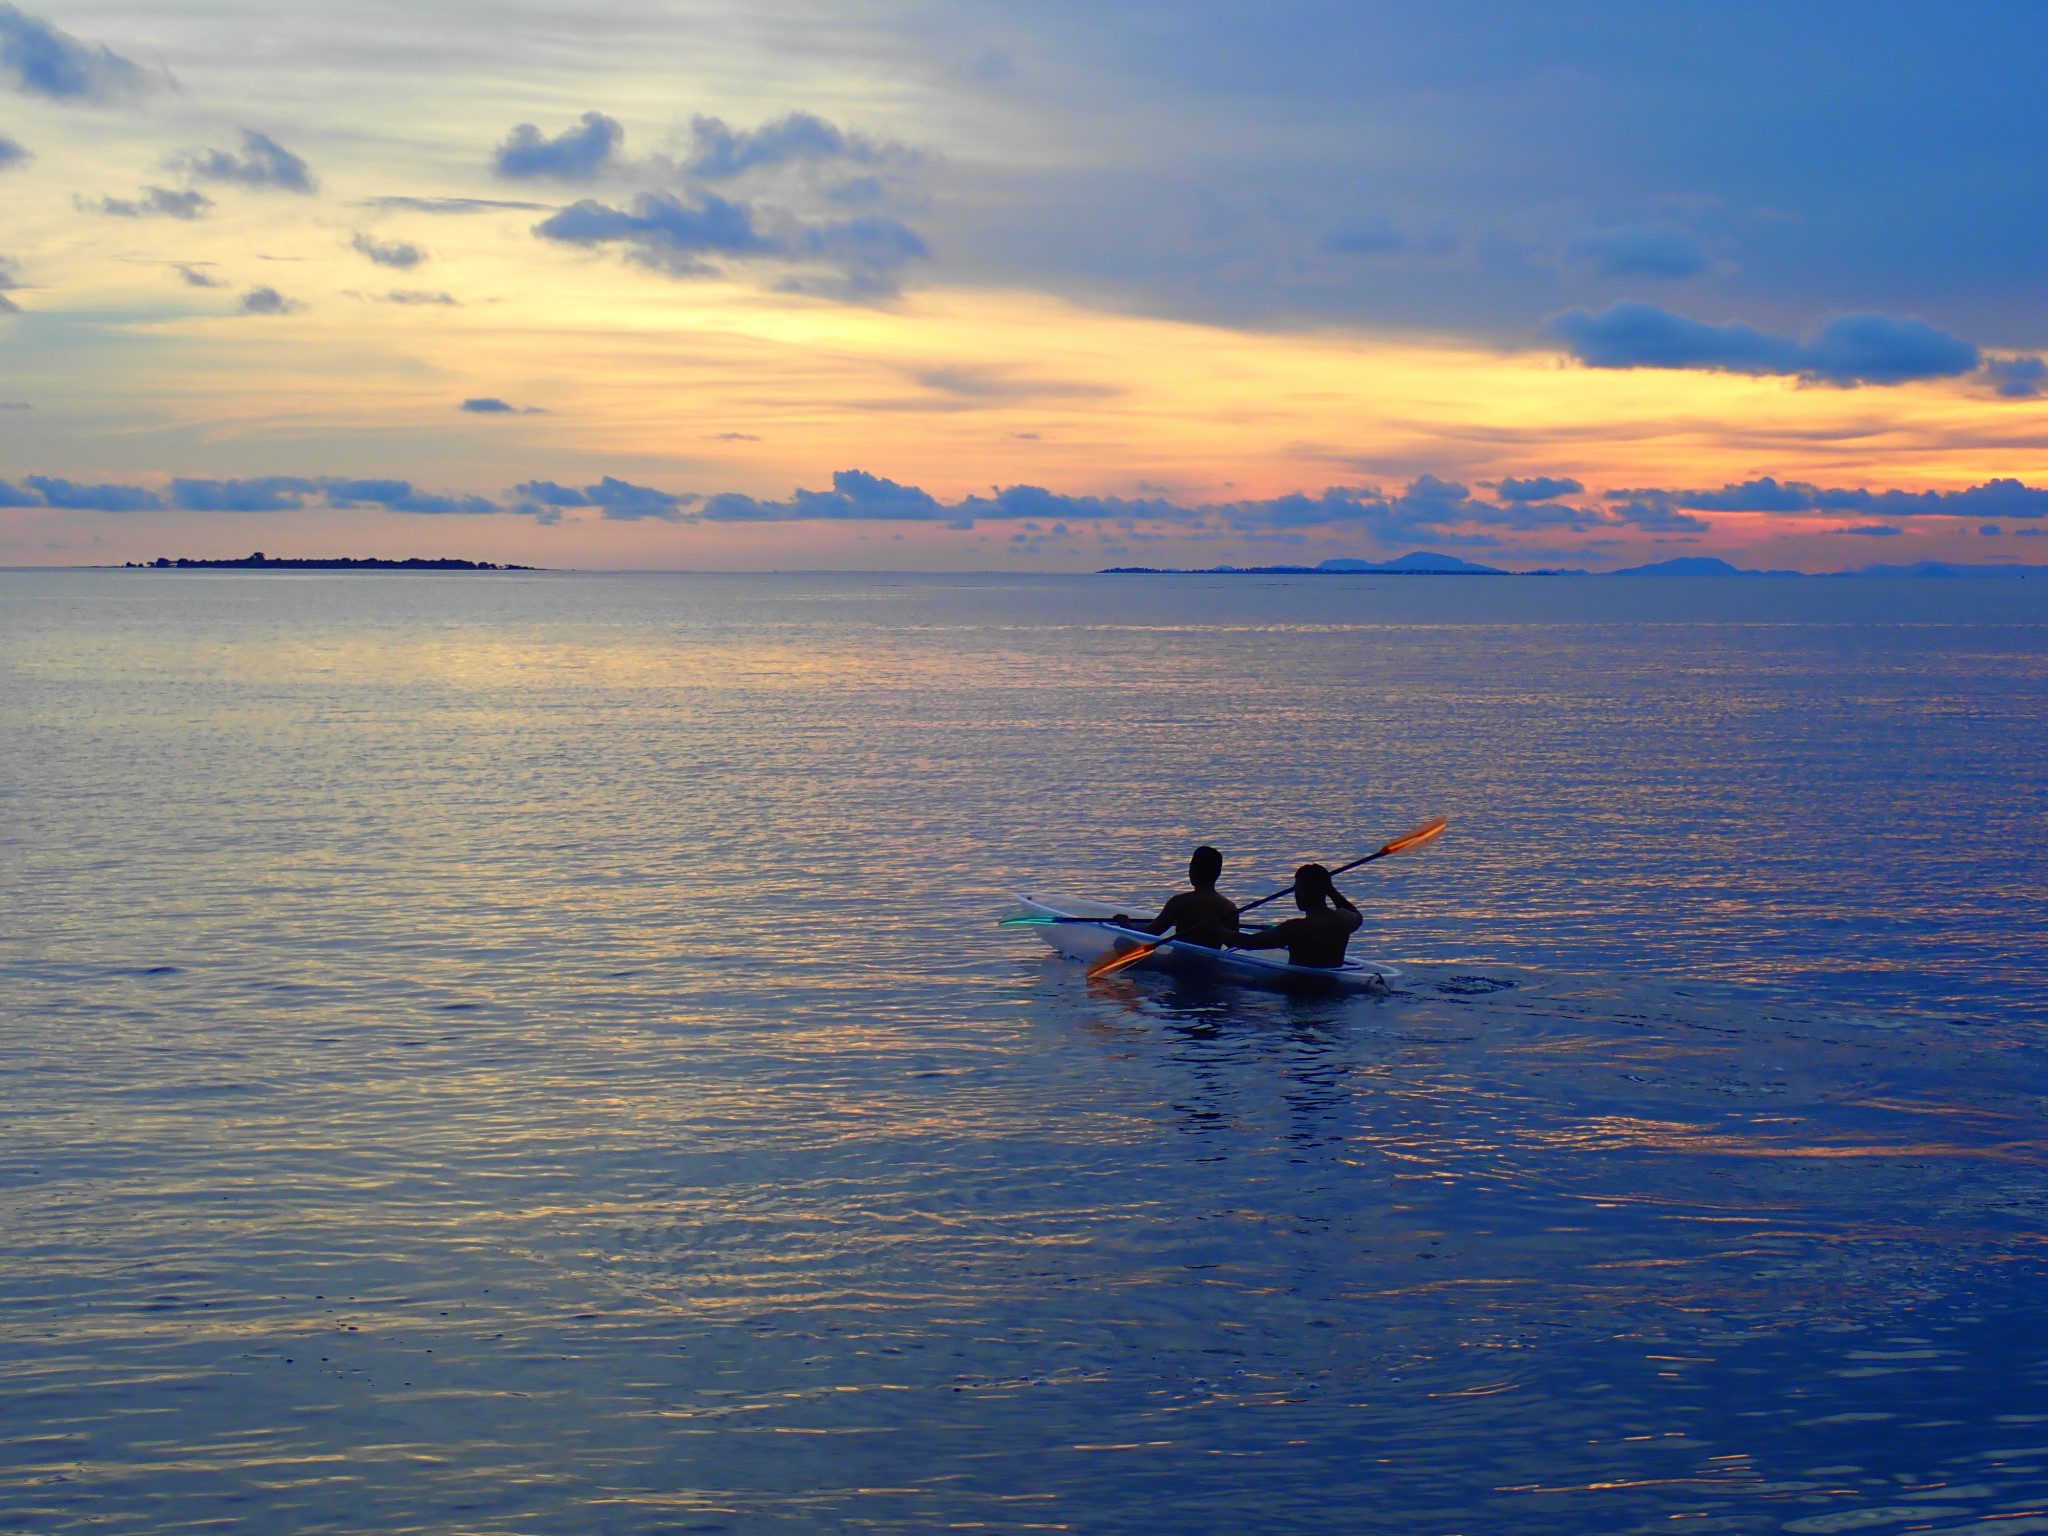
[3, 568, 2047, 1535]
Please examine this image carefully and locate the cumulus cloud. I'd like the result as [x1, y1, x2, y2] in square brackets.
[1605, 495, 1711, 534]
[0, 474, 502, 514]
[493, 111, 623, 181]
[1638, 475, 2048, 520]
[0, 3, 159, 103]
[87, 185, 212, 219]
[535, 189, 926, 294]
[24, 475, 164, 510]
[1985, 356, 2046, 398]
[172, 262, 222, 287]
[0, 132, 27, 169]
[238, 285, 301, 315]
[176, 130, 317, 194]
[1494, 475, 1584, 502]
[536, 189, 771, 272]
[682, 111, 904, 179]
[461, 397, 546, 414]
[508, 475, 696, 521]
[1566, 225, 1710, 279]
[1546, 301, 1981, 387]
[350, 231, 423, 268]
[380, 289, 457, 305]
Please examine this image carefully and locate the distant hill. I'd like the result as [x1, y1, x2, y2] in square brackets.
[1605, 555, 1801, 577]
[1607, 555, 2045, 578]
[1845, 560, 2043, 578]
[1100, 552, 1509, 575]
[1102, 552, 2048, 579]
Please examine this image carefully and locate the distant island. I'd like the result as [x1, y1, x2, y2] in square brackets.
[126, 552, 536, 571]
[1102, 553, 2045, 578]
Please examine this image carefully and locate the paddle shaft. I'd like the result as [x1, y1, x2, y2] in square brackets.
[1235, 845, 1396, 917]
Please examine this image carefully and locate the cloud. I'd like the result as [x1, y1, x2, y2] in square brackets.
[87, 186, 212, 219]
[0, 132, 26, 169]
[24, 475, 164, 510]
[1645, 475, 2048, 521]
[535, 189, 927, 295]
[176, 130, 317, 194]
[460, 397, 546, 415]
[713, 431, 760, 441]
[911, 364, 1115, 403]
[238, 286, 300, 315]
[1985, 356, 2046, 399]
[356, 195, 549, 214]
[535, 189, 774, 272]
[683, 111, 901, 179]
[166, 476, 496, 513]
[170, 476, 319, 511]
[3, 474, 510, 515]
[508, 475, 696, 521]
[0, 253, 18, 313]
[172, 262, 222, 287]
[1606, 495, 1710, 533]
[350, 231, 424, 268]
[493, 111, 622, 181]
[1566, 225, 1710, 279]
[0, 3, 159, 103]
[380, 289, 457, 305]
[1835, 524, 1903, 537]
[1494, 475, 1584, 502]
[1546, 301, 1981, 386]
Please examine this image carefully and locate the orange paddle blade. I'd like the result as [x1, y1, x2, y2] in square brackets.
[1376, 815, 1448, 859]
[1086, 940, 1160, 980]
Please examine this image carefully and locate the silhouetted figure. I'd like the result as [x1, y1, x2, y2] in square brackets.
[1228, 863, 1361, 968]
[1111, 844, 1241, 949]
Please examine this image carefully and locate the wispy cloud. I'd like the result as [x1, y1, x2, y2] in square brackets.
[355, 195, 549, 215]
[85, 186, 212, 220]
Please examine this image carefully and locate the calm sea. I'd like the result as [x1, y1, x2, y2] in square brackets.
[4, 569, 2047, 1534]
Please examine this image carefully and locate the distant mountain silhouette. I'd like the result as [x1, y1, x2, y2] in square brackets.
[1100, 552, 2047, 578]
[1100, 552, 1508, 575]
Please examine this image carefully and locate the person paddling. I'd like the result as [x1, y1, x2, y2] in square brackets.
[1226, 863, 1361, 968]
[1111, 844, 1241, 950]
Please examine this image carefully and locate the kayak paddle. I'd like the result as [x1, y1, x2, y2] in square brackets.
[1234, 814, 1448, 916]
[1083, 815, 1449, 981]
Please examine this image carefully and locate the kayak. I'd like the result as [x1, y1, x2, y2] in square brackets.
[1011, 893, 1400, 993]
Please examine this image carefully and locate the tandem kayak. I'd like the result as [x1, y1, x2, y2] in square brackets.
[1011, 893, 1400, 992]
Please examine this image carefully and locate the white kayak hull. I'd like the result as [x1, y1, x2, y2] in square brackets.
[1012, 893, 1398, 993]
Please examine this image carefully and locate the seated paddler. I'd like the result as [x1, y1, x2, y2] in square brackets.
[1227, 863, 1361, 968]
[1111, 844, 1241, 950]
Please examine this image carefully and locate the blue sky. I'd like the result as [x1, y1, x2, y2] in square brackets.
[3, 0, 2047, 568]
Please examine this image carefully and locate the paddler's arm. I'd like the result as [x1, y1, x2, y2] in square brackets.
[1107, 908, 1172, 935]
[1227, 919, 1298, 951]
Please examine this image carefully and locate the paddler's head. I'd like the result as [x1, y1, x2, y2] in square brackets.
[1293, 863, 1333, 911]
[1188, 844, 1223, 890]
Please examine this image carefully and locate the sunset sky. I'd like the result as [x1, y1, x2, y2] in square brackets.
[5, 0, 2048, 570]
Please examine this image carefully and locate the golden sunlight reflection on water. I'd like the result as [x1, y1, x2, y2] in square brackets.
[2, 571, 2047, 1532]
